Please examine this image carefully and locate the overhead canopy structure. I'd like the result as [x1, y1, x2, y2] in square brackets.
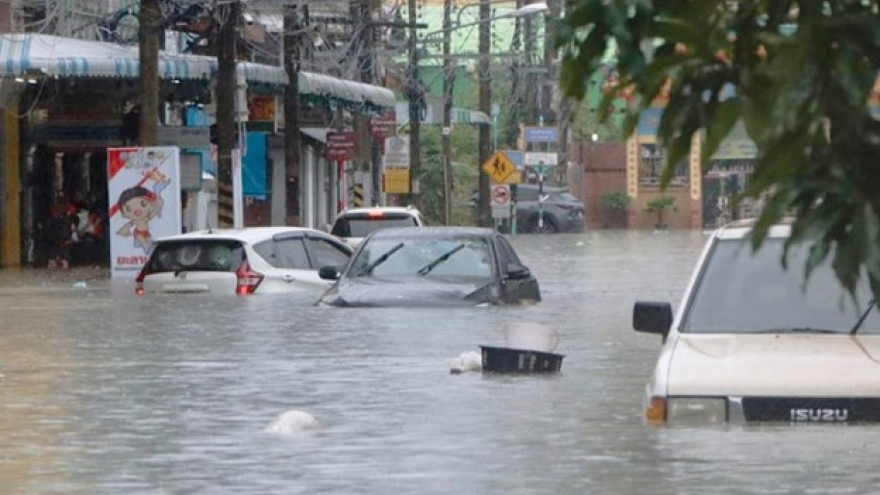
[0, 34, 396, 109]
[395, 101, 490, 126]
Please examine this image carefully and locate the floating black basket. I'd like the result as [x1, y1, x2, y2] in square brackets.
[480, 345, 564, 374]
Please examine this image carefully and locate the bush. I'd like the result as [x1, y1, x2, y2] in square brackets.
[644, 196, 677, 229]
[600, 191, 631, 228]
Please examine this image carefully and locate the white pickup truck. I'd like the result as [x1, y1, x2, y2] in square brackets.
[633, 219, 880, 424]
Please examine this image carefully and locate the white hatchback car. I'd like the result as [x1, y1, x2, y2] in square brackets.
[136, 227, 353, 296]
[329, 206, 424, 248]
[633, 219, 880, 425]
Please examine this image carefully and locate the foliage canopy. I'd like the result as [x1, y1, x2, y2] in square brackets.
[557, 0, 880, 297]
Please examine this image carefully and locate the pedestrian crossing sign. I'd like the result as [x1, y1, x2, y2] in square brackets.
[482, 151, 516, 183]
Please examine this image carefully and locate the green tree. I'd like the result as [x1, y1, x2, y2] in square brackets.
[557, 0, 880, 296]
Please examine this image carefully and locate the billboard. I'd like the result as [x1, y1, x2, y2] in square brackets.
[107, 147, 182, 278]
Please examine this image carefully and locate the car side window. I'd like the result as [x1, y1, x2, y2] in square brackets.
[254, 238, 310, 269]
[304, 237, 351, 268]
[495, 236, 523, 267]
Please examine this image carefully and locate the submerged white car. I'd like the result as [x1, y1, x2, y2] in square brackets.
[329, 206, 424, 248]
[633, 219, 880, 424]
[136, 227, 353, 296]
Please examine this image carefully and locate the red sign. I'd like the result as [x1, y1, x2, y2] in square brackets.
[491, 184, 510, 206]
[326, 130, 356, 161]
[370, 111, 397, 140]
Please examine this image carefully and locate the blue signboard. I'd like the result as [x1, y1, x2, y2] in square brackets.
[502, 150, 524, 170]
[523, 126, 558, 142]
[637, 107, 663, 136]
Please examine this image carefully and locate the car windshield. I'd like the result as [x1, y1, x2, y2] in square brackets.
[331, 214, 419, 238]
[681, 237, 880, 334]
[349, 236, 495, 279]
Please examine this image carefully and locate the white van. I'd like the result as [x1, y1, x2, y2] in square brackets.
[633, 219, 880, 424]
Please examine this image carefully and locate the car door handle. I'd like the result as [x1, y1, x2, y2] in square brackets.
[282, 274, 296, 283]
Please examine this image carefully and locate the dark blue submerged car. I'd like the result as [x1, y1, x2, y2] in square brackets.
[316, 227, 541, 307]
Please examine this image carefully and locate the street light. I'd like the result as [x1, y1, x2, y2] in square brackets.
[420, 1, 547, 225]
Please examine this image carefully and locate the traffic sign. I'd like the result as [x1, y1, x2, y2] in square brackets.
[490, 184, 511, 206]
[482, 151, 516, 183]
[524, 151, 558, 166]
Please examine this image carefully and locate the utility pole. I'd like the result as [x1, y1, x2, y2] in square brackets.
[284, 5, 303, 226]
[407, 0, 422, 208]
[138, 0, 160, 146]
[476, 0, 492, 226]
[216, 0, 240, 228]
[441, 0, 453, 224]
[353, 0, 377, 208]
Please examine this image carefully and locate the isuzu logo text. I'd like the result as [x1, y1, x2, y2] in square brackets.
[789, 408, 849, 422]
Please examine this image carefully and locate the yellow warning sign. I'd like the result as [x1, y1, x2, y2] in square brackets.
[383, 168, 410, 194]
[482, 151, 516, 183]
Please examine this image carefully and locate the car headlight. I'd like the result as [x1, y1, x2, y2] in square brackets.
[667, 397, 728, 424]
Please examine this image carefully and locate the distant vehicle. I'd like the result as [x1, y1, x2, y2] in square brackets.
[316, 226, 541, 307]
[330, 206, 425, 248]
[633, 219, 880, 424]
[511, 184, 585, 234]
[470, 184, 585, 234]
[136, 227, 353, 296]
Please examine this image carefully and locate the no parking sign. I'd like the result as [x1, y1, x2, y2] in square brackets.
[490, 184, 511, 207]
[490, 184, 511, 219]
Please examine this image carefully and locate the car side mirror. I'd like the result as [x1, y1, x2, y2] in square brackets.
[506, 263, 531, 280]
[633, 301, 673, 336]
[318, 265, 340, 280]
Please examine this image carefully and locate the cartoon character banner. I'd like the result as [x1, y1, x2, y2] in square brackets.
[107, 147, 182, 278]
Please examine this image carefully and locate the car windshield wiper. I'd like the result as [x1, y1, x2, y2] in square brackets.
[754, 327, 842, 334]
[417, 244, 465, 276]
[357, 242, 404, 276]
[850, 299, 877, 335]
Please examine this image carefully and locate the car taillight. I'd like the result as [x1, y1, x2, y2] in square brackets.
[135, 265, 147, 296]
[235, 260, 263, 295]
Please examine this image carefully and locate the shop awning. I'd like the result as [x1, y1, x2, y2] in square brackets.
[0, 33, 215, 80]
[238, 62, 396, 109]
[0, 34, 396, 108]
[395, 101, 490, 126]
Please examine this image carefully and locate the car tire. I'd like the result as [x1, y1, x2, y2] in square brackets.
[526, 217, 558, 234]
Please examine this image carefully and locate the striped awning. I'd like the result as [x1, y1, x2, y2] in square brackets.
[0, 33, 215, 80]
[395, 101, 491, 126]
[0, 34, 397, 108]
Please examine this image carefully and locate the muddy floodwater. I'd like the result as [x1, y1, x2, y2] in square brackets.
[1, 231, 878, 494]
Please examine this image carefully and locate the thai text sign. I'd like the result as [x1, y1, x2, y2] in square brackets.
[107, 147, 182, 278]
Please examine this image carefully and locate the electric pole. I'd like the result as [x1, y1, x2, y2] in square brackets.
[477, 0, 492, 227]
[441, 0, 453, 225]
[284, 5, 303, 225]
[216, 0, 240, 228]
[138, 0, 160, 146]
[407, 0, 422, 208]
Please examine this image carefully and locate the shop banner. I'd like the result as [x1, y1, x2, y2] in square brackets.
[107, 147, 182, 278]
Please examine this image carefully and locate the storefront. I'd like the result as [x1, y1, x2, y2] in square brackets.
[0, 33, 396, 268]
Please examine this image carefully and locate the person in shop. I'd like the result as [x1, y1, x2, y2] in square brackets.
[68, 200, 107, 265]
[45, 203, 74, 269]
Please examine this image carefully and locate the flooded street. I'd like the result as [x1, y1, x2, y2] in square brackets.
[1, 231, 878, 494]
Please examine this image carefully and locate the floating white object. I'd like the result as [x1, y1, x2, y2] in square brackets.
[264, 410, 320, 435]
[449, 350, 483, 374]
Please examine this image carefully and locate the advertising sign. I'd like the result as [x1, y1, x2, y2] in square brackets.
[107, 147, 182, 278]
[326, 130, 356, 161]
[383, 135, 410, 169]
